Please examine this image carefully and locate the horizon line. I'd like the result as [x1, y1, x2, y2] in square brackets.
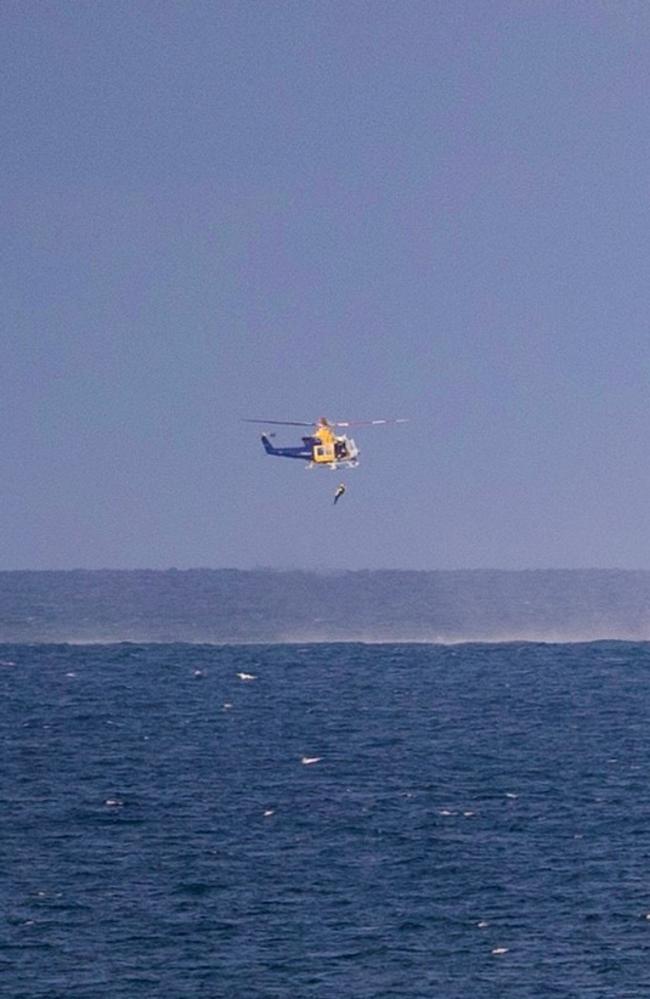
[1, 566, 649, 574]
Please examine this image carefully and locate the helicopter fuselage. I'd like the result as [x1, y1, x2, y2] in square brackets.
[260, 433, 359, 468]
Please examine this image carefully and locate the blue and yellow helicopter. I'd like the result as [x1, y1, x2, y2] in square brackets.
[243, 416, 408, 470]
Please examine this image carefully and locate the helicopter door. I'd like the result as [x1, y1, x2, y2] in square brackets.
[313, 443, 335, 463]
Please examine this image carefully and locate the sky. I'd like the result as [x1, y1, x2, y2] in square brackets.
[3, 0, 650, 570]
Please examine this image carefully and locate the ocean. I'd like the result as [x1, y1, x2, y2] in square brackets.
[2, 641, 650, 998]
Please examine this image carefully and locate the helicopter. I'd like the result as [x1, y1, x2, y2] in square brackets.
[242, 416, 408, 470]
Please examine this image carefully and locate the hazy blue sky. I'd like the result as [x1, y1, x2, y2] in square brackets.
[4, 1, 650, 570]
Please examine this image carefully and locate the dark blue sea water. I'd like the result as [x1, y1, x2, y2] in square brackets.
[2, 642, 650, 998]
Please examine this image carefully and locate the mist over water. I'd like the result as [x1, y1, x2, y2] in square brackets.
[4, 569, 650, 644]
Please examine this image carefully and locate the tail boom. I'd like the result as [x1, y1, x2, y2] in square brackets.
[260, 435, 311, 460]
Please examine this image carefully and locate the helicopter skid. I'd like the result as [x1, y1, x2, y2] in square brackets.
[306, 460, 358, 470]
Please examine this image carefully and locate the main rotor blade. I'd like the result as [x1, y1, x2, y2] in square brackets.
[242, 419, 314, 427]
[333, 418, 409, 427]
